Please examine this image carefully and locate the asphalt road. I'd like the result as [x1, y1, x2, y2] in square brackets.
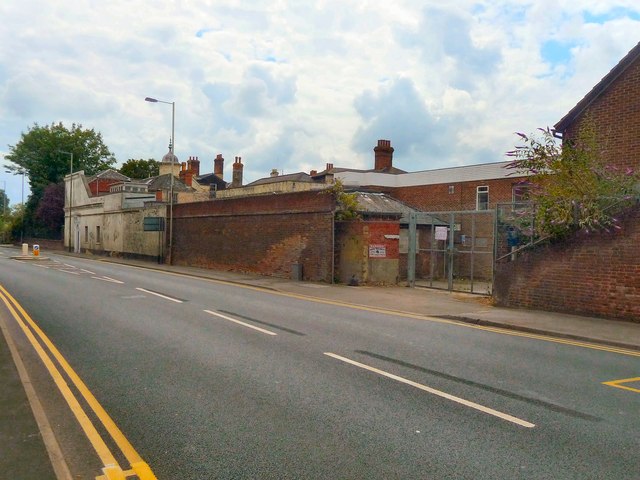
[1, 248, 638, 479]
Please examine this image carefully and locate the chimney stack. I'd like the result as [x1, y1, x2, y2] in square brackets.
[214, 154, 224, 179]
[325, 163, 334, 172]
[187, 156, 200, 176]
[374, 139, 394, 171]
[270, 168, 279, 178]
[310, 169, 317, 176]
[232, 156, 244, 188]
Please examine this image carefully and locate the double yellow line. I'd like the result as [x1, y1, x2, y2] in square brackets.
[0, 284, 157, 480]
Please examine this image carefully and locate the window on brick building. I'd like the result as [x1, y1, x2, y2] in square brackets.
[476, 186, 489, 210]
[84, 226, 88, 242]
[448, 185, 455, 194]
[512, 183, 530, 203]
[96, 226, 101, 243]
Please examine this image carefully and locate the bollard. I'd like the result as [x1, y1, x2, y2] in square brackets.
[22, 243, 28, 256]
[33, 244, 40, 257]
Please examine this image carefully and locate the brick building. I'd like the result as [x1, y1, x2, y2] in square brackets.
[329, 140, 528, 212]
[554, 41, 640, 172]
[495, 42, 640, 322]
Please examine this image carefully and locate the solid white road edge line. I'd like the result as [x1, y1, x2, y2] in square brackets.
[203, 309, 278, 336]
[324, 352, 535, 428]
[135, 287, 183, 303]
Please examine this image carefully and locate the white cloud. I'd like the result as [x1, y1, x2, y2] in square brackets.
[0, 0, 638, 205]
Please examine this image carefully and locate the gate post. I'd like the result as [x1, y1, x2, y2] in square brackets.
[447, 213, 455, 290]
[407, 212, 417, 287]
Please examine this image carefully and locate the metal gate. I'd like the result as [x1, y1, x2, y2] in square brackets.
[407, 210, 495, 295]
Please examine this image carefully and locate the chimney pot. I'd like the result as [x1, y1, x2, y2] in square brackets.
[214, 153, 224, 179]
[232, 156, 244, 187]
[374, 139, 394, 171]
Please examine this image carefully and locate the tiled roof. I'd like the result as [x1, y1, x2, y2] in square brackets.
[144, 174, 191, 192]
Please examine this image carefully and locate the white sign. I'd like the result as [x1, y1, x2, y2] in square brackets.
[435, 226, 448, 241]
[369, 244, 387, 258]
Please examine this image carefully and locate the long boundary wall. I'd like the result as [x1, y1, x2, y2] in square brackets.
[494, 205, 640, 322]
[172, 191, 336, 282]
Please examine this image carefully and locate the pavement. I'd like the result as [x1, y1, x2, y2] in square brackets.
[2, 247, 640, 479]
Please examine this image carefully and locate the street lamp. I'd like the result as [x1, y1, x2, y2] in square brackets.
[59, 151, 74, 252]
[145, 96, 175, 264]
[20, 169, 25, 244]
[2, 180, 6, 244]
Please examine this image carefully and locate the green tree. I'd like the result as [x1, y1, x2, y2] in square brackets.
[0, 189, 10, 243]
[326, 179, 360, 221]
[4, 122, 116, 237]
[506, 123, 639, 238]
[119, 158, 159, 179]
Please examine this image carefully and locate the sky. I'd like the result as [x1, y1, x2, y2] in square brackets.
[1, 1, 639, 206]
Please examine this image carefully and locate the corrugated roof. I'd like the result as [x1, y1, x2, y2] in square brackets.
[353, 192, 447, 225]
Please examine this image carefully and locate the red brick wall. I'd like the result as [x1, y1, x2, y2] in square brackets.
[335, 219, 400, 284]
[564, 57, 640, 172]
[172, 191, 335, 282]
[494, 205, 640, 322]
[384, 177, 528, 212]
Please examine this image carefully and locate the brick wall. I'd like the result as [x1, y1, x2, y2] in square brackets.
[494, 205, 640, 322]
[564, 56, 640, 172]
[172, 191, 335, 282]
[335, 220, 400, 284]
[384, 177, 527, 212]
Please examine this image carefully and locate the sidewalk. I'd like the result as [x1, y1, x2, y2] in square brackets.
[2, 248, 640, 479]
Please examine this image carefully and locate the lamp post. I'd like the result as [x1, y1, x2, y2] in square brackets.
[59, 151, 74, 252]
[20, 170, 25, 244]
[2, 180, 5, 244]
[145, 96, 175, 264]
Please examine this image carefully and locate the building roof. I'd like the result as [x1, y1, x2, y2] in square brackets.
[161, 142, 179, 164]
[196, 172, 227, 188]
[338, 161, 518, 188]
[554, 42, 640, 133]
[87, 169, 130, 182]
[142, 174, 191, 192]
[352, 192, 447, 225]
[245, 172, 315, 187]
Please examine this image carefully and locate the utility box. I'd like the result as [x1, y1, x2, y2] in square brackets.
[291, 263, 303, 281]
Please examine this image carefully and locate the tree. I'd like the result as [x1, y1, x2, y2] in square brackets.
[4, 122, 116, 237]
[119, 158, 159, 179]
[36, 183, 65, 232]
[326, 179, 360, 221]
[506, 123, 639, 238]
[0, 189, 10, 243]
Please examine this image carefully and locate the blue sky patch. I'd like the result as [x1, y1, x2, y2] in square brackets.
[541, 40, 574, 65]
[196, 28, 215, 38]
[584, 8, 640, 24]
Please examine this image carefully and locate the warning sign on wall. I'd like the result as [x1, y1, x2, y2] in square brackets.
[435, 226, 448, 241]
[369, 244, 387, 258]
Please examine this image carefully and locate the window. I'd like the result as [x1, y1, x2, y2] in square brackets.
[512, 183, 530, 203]
[96, 226, 101, 243]
[476, 186, 489, 210]
[448, 185, 455, 194]
[84, 226, 88, 242]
